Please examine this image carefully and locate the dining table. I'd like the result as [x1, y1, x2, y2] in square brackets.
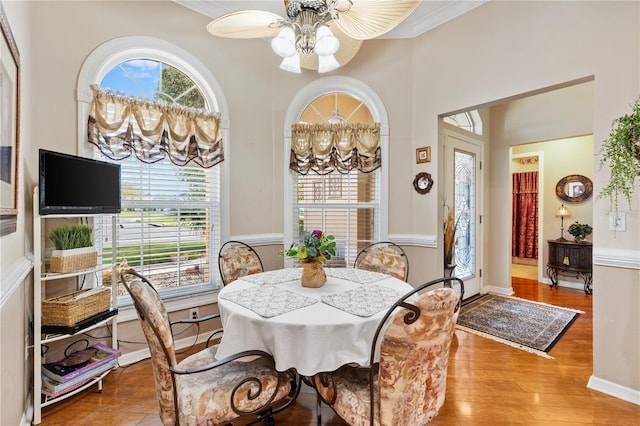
[215, 267, 413, 376]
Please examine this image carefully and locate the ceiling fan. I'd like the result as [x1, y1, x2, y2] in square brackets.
[206, 0, 420, 73]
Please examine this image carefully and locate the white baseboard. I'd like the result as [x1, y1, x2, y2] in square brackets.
[482, 285, 513, 295]
[540, 277, 585, 291]
[118, 333, 212, 366]
[587, 375, 640, 405]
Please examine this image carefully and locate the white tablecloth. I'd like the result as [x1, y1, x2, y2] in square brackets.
[216, 268, 413, 376]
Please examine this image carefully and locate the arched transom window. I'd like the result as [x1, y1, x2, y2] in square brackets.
[444, 110, 483, 135]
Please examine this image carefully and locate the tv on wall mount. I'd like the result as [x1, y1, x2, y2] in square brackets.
[39, 149, 121, 215]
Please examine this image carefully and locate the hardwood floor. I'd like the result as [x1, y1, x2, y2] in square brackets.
[511, 263, 538, 281]
[39, 278, 640, 425]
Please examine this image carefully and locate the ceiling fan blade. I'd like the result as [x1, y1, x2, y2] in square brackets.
[331, 23, 363, 67]
[332, 0, 421, 40]
[300, 23, 363, 71]
[206, 10, 285, 39]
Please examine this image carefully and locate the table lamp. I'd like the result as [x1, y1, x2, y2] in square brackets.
[556, 204, 570, 240]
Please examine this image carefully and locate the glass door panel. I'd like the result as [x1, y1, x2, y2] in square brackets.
[454, 150, 476, 279]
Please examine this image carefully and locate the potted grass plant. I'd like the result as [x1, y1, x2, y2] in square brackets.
[48, 224, 98, 273]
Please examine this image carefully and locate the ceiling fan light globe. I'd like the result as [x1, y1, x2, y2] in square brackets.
[314, 25, 339, 56]
[317, 54, 340, 73]
[271, 27, 297, 57]
[280, 53, 302, 73]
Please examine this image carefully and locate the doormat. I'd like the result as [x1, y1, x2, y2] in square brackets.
[456, 293, 582, 358]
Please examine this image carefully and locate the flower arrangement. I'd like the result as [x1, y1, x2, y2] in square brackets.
[281, 230, 336, 264]
[568, 222, 593, 243]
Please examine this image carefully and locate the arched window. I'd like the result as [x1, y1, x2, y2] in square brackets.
[444, 110, 483, 135]
[77, 37, 228, 305]
[284, 78, 389, 267]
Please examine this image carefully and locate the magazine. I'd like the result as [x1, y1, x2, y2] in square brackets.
[41, 358, 117, 396]
[41, 343, 120, 383]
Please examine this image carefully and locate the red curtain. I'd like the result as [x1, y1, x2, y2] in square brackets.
[512, 171, 538, 258]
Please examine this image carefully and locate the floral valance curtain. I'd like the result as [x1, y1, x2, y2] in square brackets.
[87, 85, 224, 168]
[289, 122, 381, 175]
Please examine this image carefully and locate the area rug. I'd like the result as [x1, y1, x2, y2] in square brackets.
[456, 293, 583, 358]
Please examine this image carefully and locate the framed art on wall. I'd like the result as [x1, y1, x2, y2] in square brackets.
[416, 146, 431, 164]
[0, 3, 20, 236]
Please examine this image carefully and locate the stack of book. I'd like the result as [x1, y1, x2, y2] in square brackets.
[41, 343, 121, 398]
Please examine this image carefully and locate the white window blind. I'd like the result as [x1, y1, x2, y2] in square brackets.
[100, 154, 220, 302]
[291, 170, 379, 267]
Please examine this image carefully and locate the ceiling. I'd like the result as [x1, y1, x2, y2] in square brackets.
[173, 1, 486, 39]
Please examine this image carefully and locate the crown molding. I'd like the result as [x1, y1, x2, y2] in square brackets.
[172, 1, 486, 40]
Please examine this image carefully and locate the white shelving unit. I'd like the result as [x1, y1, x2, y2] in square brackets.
[32, 188, 118, 424]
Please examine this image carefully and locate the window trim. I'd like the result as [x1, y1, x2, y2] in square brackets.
[76, 36, 230, 314]
[283, 77, 390, 257]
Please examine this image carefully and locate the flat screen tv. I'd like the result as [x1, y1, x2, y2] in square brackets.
[39, 149, 121, 215]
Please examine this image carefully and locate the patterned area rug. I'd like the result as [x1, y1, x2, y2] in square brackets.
[456, 293, 582, 358]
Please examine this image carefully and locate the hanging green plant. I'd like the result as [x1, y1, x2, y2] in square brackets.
[598, 97, 640, 212]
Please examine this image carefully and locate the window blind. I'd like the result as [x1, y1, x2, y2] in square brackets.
[291, 170, 379, 267]
[100, 154, 220, 302]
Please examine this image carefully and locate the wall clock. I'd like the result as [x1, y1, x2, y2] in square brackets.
[413, 172, 433, 194]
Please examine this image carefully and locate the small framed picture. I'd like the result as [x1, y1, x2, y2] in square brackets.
[416, 146, 431, 164]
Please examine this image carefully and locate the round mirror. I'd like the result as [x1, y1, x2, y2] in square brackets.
[556, 175, 593, 203]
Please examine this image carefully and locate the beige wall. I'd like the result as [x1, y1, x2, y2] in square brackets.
[1, 1, 639, 423]
[413, 1, 639, 394]
[512, 135, 594, 286]
[0, 0, 33, 424]
[412, 1, 638, 395]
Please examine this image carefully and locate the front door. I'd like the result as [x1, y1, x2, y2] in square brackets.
[444, 131, 483, 297]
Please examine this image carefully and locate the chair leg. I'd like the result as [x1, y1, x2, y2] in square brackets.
[317, 393, 322, 425]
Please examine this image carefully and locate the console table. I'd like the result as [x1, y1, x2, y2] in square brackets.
[546, 239, 592, 294]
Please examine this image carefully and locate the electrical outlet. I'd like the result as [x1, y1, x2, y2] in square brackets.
[609, 212, 626, 231]
[189, 308, 199, 320]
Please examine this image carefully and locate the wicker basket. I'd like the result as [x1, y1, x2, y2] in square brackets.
[49, 247, 98, 273]
[42, 287, 111, 326]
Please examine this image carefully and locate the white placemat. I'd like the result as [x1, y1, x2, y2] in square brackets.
[324, 268, 390, 284]
[321, 284, 404, 317]
[240, 268, 302, 285]
[219, 285, 317, 317]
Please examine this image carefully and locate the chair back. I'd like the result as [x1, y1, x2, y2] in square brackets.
[354, 242, 409, 281]
[120, 270, 179, 425]
[370, 277, 463, 425]
[218, 240, 264, 285]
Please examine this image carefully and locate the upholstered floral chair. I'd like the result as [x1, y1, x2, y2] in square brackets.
[354, 242, 409, 282]
[218, 240, 264, 285]
[120, 270, 299, 426]
[312, 277, 463, 426]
